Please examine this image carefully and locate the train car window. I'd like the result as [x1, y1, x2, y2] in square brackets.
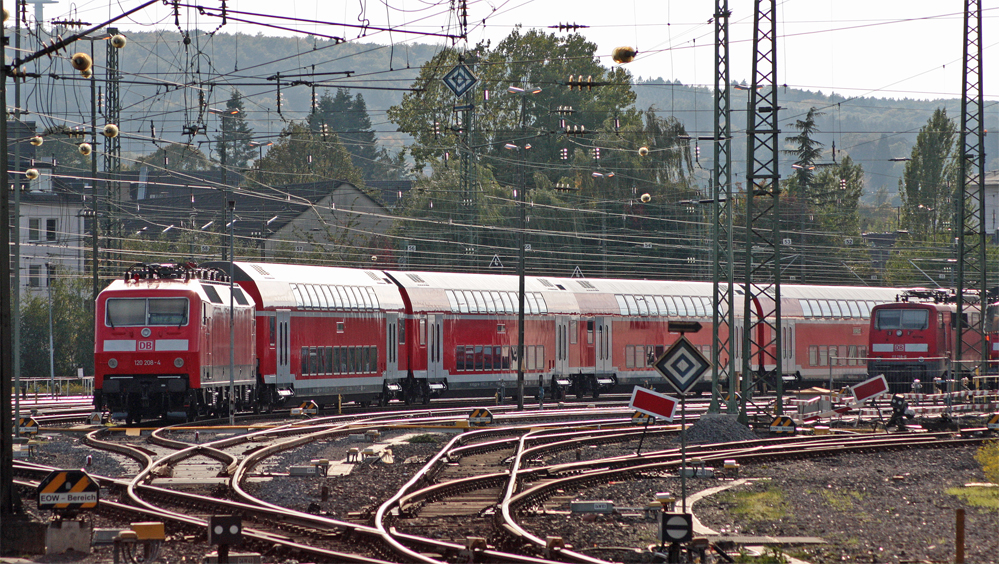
[587, 320, 594, 344]
[538, 345, 545, 368]
[702, 297, 712, 315]
[472, 291, 487, 313]
[501, 346, 510, 369]
[805, 300, 819, 318]
[847, 301, 861, 318]
[482, 291, 496, 313]
[419, 319, 427, 345]
[300, 348, 309, 375]
[269, 316, 276, 345]
[202, 285, 223, 305]
[494, 347, 503, 369]
[231, 288, 249, 307]
[626, 345, 635, 368]
[819, 346, 828, 366]
[317, 347, 327, 374]
[817, 300, 831, 318]
[839, 345, 848, 366]
[315, 285, 330, 309]
[644, 296, 658, 316]
[456, 346, 466, 371]
[536, 293, 548, 314]
[828, 300, 842, 318]
[848, 345, 858, 366]
[352, 286, 368, 310]
[661, 296, 677, 316]
[319, 286, 335, 310]
[310, 347, 319, 374]
[305, 285, 320, 309]
[453, 290, 469, 313]
[652, 296, 667, 317]
[497, 292, 511, 313]
[398, 322, 406, 344]
[859, 345, 867, 361]
[147, 298, 189, 325]
[674, 297, 688, 317]
[569, 320, 578, 344]
[445, 290, 459, 312]
[682, 296, 698, 317]
[105, 298, 148, 326]
[636, 296, 650, 316]
[799, 300, 813, 317]
[331, 286, 346, 309]
[461, 290, 476, 313]
[484, 347, 493, 370]
[623, 295, 638, 315]
[338, 287, 352, 309]
[326, 347, 333, 373]
[367, 287, 379, 310]
[614, 295, 628, 315]
[655, 345, 665, 359]
[526, 293, 541, 314]
[809, 345, 817, 366]
[837, 301, 851, 318]
[370, 346, 378, 372]
[489, 291, 502, 313]
[290, 285, 305, 308]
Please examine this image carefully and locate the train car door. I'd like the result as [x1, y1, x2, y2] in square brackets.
[555, 316, 569, 375]
[734, 320, 745, 379]
[427, 314, 444, 379]
[595, 317, 612, 373]
[781, 320, 795, 375]
[275, 310, 292, 387]
[386, 313, 399, 376]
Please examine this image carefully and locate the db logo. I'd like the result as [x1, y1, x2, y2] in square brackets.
[138, 341, 154, 351]
[894, 344, 904, 352]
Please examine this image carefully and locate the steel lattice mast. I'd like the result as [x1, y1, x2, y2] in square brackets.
[955, 0, 987, 378]
[711, 0, 736, 414]
[103, 27, 122, 279]
[741, 0, 783, 419]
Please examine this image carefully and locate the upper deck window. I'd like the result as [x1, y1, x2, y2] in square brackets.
[106, 297, 189, 327]
[875, 308, 929, 331]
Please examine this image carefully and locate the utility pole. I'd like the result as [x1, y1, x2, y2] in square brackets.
[742, 0, 783, 420]
[711, 0, 735, 414]
[955, 0, 987, 379]
[103, 27, 121, 278]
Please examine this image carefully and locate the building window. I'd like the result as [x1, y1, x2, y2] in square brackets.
[28, 265, 41, 287]
[28, 218, 40, 241]
[46, 218, 57, 242]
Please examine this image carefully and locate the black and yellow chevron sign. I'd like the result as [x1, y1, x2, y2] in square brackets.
[36, 470, 100, 511]
[987, 413, 999, 431]
[468, 408, 493, 425]
[18, 417, 38, 435]
[632, 411, 653, 424]
[769, 416, 796, 435]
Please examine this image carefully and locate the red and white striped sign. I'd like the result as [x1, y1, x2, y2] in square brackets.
[628, 387, 678, 421]
[851, 375, 889, 403]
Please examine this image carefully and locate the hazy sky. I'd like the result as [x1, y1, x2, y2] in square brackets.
[47, 0, 999, 100]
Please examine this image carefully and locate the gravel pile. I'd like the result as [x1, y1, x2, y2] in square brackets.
[684, 413, 759, 445]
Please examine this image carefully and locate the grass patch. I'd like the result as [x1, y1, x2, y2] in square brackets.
[720, 487, 788, 522]
[946, 485, 999, 510]
[819, 488, 865, 511]
[734, 547, 789, 563]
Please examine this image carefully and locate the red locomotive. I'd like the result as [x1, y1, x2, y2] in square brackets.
[868, 288, 998, 390]
[94, 262, 903, 422]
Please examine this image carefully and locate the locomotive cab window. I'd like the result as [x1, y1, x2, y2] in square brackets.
[106, 297, 189, 327]
[875, 308, 929, 330]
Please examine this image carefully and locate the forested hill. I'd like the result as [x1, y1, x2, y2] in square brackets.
[23, 28, 997, 201]
[632, 77, 999, 201]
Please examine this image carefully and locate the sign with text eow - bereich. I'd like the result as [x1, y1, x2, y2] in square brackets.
[36, 470, 100, 511]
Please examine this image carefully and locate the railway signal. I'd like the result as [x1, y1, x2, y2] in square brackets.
[468, 408, 493, 426]
[769, 416, 796, 435]
[18, 417, 38, 435]
[658, 512, 693, 543]
[654, 336, 710, 395]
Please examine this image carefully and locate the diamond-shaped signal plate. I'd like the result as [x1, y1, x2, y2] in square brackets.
[443, 64, 477, 98]
[654, 336, 710, 394]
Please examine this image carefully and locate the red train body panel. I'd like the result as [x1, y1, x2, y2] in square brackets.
[867, 289, 997, 390]
[94, 262, 904, 421]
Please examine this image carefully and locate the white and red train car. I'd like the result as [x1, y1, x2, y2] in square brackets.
[94, 261, 903, 422]
[868, 289, 999, 390]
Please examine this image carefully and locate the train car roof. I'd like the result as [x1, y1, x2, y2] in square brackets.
[100, 277, 253, 307]
[212, 262, 406, 311]
[383, 270, 581, 314]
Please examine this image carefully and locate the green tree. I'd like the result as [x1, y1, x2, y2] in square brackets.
[308, 89, 397, 180]
[129, 142, 211, 172]
[246, 122, 364, 188]
[36, 126, 91, 177]
[899, 108, 957, 239]
[213, 90, 256, 172]
[782, 107, 825, 199]
[19, 275, 94, 380]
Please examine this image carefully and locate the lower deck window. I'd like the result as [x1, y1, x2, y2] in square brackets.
[301, 345, 378, 375]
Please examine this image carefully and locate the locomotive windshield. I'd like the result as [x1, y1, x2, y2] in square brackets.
[106, 297, 189, 327]
[874, 308, 929, 331]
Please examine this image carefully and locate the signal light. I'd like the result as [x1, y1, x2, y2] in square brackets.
[840, 178, 847, 189]
[433, 121, 440, 139]
[592, 147, 600, 160]
[560, 148, 568, 160]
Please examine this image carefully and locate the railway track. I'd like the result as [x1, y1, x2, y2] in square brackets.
[12, 401, 996, 563]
